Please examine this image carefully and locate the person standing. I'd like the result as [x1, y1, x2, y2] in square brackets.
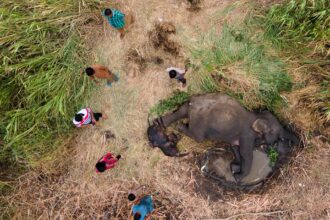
[102, 8, 134, 39]
[84, 65, 119, 87]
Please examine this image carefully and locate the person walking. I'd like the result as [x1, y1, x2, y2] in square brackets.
[102, 8, 134, 39]
[84, 65, 119, 87]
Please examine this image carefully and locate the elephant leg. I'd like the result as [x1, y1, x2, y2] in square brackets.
[177, 123, 204, 142]
[230, 145, 241, 174]
[161, 102, 189, 127]
[234, 134, 254, 182]
[230, 145, 241, 164]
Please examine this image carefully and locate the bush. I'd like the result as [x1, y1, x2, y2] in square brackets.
[0, 0, 100, 165]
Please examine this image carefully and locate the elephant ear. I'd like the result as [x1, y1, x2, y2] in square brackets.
[252, 119, 271, 134]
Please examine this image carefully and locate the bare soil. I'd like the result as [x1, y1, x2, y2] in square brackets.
[4, 0, 330, 219]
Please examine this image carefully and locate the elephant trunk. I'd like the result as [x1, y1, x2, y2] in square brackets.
[160, 102, 189, 127]
[280, 129, 299, 146]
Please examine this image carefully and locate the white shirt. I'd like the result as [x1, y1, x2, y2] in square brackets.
[166, 67, 185, 75]
[72, 108, 92, 127]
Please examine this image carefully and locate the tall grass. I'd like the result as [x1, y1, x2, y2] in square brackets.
[188, 25, 292, 111]
[263, 0, 330, 53]
[0, 1, 100, 167]
[262, 0, 330, 128]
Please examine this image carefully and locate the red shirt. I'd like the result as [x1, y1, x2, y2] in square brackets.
[96, 152, 118, 173]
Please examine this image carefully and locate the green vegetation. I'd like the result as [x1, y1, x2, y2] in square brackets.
[262, 0, 330, 127]
[152, 1, 329, 129]
[264, 0, 330, 52]
[267, 147, 279, 167]
[150, 91, 189, 116]
[189, 25, 292, 111]
[0, 1, 100, 168]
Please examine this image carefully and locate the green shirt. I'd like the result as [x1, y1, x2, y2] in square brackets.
[102, 9, 125, 29]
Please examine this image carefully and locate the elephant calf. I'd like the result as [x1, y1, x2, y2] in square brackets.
[157, 93, 298, 182]
[147, 121, 189, 157]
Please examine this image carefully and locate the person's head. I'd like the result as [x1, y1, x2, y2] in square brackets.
[128, 193, 136, 201]
[104, 8, 112, 17]
[169, 70, 177, 78]
[134, 212, 141, 220]
[95, 161, 106, 172]
[85, 67, 95, 76]
[74, 113, 84, 122]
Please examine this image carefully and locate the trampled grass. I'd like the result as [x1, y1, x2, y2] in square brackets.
[0, 1, 100, 167]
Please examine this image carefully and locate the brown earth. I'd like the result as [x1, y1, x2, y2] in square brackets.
[4, 0, 330, 219]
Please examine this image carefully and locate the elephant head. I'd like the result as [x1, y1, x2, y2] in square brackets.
[252, 111, 298, 145]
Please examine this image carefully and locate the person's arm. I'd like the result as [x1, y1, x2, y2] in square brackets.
[116, 10, 125, 19]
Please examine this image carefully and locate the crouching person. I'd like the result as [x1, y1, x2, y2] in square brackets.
[95, 152, 121, 173]
[130, 195, 154, 220]
[73, 108, 107, 128]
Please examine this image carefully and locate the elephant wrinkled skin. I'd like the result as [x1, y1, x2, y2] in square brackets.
[157, 93, 298, 182]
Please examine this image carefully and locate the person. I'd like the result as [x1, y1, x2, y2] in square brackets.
[166, 67, 187, 87]
[128, 185, 146, 202]
[131, 195, 154, 220]
[95, 152, 121, 173]
[84, 65, 119, 87]
[102, 8, 134, 39]
[72, 108, 107, 128]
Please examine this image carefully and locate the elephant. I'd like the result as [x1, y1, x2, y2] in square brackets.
[156, 93, 298, 182]
[147, 121, 189, 157]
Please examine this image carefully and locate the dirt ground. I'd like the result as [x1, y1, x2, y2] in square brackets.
[5, 0, 330, 219]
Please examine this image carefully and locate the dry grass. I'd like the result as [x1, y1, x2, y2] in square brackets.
[2, 0, 330, 219]
[149, 22, 181, 56]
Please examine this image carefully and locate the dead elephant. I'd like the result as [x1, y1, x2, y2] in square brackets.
[156, 93, 298, 182]
[147, 121, 189, 157]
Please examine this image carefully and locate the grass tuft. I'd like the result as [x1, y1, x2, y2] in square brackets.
[150, 90, 189, 116]
[267, 147, 279, 167]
